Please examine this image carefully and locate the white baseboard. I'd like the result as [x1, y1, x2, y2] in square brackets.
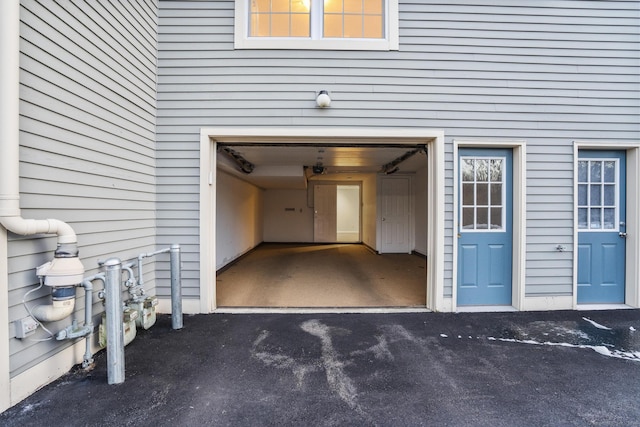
[157, 297, 202, 315]
[523, 295, 573, 311]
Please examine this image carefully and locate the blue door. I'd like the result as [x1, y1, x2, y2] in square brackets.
[457, 148, 513, 306]
[577, 151, 626, 304]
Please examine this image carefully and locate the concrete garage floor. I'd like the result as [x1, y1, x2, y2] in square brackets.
[2, 310, 640, 426]
[216, 243, 427, 308]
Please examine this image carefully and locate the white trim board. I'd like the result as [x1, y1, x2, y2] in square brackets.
[200, 127, 446, 313]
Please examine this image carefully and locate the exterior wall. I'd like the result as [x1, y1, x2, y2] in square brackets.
[157, 2, 640, 303]
[6, 0, 158, 406]
[216, 171, 264, 269]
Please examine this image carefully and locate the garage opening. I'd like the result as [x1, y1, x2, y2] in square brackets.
[213, 141, 429, 309]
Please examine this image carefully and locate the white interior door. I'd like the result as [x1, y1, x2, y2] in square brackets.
[314, 184, 337, 242]
[379, 176, 411, 253]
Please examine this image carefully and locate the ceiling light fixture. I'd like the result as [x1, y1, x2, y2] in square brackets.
[316, 90, 331, 108]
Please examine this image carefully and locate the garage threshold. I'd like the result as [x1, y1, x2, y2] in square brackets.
[215, 307, 431, 314]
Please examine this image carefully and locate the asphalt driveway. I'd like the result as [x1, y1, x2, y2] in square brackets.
[2, 310, 640, 426]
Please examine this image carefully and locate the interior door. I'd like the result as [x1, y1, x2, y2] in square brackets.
[379, 176, 411, 253]
[314, 184, 337, 242]
[577, 151, 626, 304]
[457, 148, 513, 306]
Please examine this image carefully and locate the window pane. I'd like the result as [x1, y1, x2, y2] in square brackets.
[344, 0, 362, 13]
[292, 0, 310, 13]
[250, 14, 271, 36]
[291, 14, 310, 36]
[604, 161, 616, 183]
[476, 160, 488, 182]
[490, 207, 502, 229]
[344, 15, 363, 38]
[461, 159, 474, 182]
[252, 0, 271, 12]
[272, 0, 290, 13]
[603, 184, 615, 206]
[462, 183, 474, 206]
[578, 208, 588, 229]
[324, 14, 343, 37]
[578, 184, 587, 206]
[578, 161, 588, 182]
[590, 208, 601, 229]
[363, 15, 383, 38]
[590, 161, 602, 182]
[364, 0, 383, 13]
[490, 183, 502, 206]
[603, 208, 616, 230]
[272, 14, 291, 36]
[590, 184, 601, 206]
[476, 183, 488, 206]
[462, 207, 474, 229]
[325, 0, 343, 13]
[476, 208, 488, 229]
[490, 159, 503, 181]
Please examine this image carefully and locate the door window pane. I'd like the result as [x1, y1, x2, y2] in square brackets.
[590, 161, 602, 182]
[604, 161, 615, 182]
[490, 207, 503, 229]
[604, 208, 615, 229]
[490, 183, 502, 205]
[578, 208, 588, 228]
[578, 161, 588, 182]
[590, 208, 601, 229]
[476, 184, 488, 205]
[590, 184, 601, 206]
[578, 184, 587, 206]
[603, 185, 615, 206]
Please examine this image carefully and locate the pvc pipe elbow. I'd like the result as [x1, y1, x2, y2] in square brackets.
[31, 298, 76, 323]
[0, 216, 77, 243]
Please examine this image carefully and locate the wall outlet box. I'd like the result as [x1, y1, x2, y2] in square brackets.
[15, 316, 38, 339]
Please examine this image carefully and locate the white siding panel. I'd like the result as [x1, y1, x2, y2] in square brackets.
[9, 0, 158, 378]
[157, 1, 640, 303]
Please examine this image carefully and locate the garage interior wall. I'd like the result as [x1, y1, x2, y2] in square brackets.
[215, 171, 264, 270]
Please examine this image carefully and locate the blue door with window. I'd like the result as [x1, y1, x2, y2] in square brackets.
[577, 151, 626, 304]
[458, 148, 513, 306]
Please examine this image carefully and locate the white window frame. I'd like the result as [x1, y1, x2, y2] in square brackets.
[576, 157, 620, 232]
[234, 0, 399, 50]
[459, 155, 507, 233]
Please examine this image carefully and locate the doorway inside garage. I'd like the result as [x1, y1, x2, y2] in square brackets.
[200, 128, 446, 312]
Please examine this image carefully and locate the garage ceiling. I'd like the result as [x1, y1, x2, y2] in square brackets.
[217, 144, 428, 189]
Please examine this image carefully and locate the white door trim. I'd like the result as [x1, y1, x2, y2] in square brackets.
[573, 141, 640, 309]
[453, 139, 527, 312]
[200, 127, 446, 312]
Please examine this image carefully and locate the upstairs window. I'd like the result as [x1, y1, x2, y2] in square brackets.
[235, 0, 399, 50]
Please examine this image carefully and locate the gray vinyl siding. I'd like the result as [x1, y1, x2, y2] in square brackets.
[157, 1, 640, 299]
[9, 0, 158, 377]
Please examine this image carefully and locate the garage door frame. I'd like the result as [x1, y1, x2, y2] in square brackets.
[199, 127, 446, 313]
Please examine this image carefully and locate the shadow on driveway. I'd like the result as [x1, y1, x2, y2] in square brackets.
[2, 310, 640, 426]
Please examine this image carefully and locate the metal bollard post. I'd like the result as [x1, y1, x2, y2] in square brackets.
[104, 258, 125, 384]
[170, 244, 183, 330]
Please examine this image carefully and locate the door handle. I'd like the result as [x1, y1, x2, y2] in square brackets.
[619, 232, 627, 238]
[382, 218, 386, 221]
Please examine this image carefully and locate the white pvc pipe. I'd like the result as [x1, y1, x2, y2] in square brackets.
[0, 0, 21, 219]
[0, 0, 78, 245]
